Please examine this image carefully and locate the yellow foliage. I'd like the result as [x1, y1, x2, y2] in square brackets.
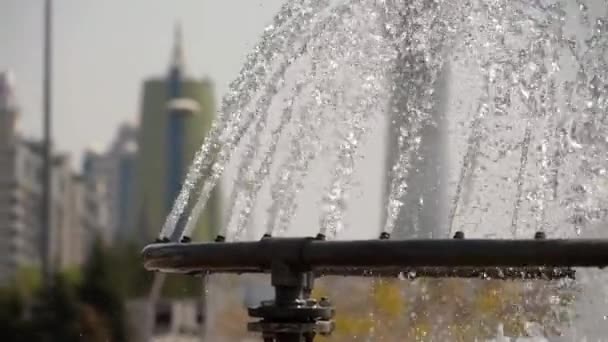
[372, 280, 404, 318]
[334, 313, 374, 337]
[475, 286, 502, 314]
[249, 277, 572, 341]
[409, 321, 431, 341]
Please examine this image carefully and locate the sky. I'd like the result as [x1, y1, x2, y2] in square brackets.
[0, 0, 284, 165]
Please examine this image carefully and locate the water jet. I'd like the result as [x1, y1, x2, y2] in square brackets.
[144, 0, 608, 340]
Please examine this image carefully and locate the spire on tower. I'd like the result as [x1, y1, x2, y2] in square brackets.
[170, 21, 186, 73]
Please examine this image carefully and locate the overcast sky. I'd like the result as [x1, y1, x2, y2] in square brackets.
[0, 0, 284, 165]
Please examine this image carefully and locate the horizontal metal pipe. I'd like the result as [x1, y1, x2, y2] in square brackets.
[143, 238, 608, 277]
[304, 239, 608, 268]
[143, 238, 311, 273]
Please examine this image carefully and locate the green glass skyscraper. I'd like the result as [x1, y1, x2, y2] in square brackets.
[135, 25, 220, 243]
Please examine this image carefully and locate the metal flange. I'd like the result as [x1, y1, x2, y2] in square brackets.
[249, 299, 334, 321]
[248, 321, 334, 335]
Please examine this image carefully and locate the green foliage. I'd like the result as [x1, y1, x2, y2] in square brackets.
[61, 266, 83, 288]
[104, 241, 151, 298]
[0, 286, 36, 341]
[0, 236, 211, 341]
[0, 237, 134, 342]
[31, 275, 82, 342]
[79, 239, 127, 342]
[13, 265, 42, 298]
[102, 239, 201, 298]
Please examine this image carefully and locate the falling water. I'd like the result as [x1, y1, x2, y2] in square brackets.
[159, 0, 608, 240]
[159, 0, 330, 240]
[158, 0, 608, 338]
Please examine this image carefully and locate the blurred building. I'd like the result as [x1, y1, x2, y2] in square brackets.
[134, 25, 219, 243]
[83, 123, 138, 241]
[384, 63, 451, 239]
[81, 152, 113, 244]
[66, 174, 88, 268]
[50, 154, 81, 270]
[0, 71, 43, 284]
[0, 71, 110, 284]
[0, 71, 18, 145]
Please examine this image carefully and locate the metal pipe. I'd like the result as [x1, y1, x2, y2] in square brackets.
[304, 239, 608, 268]
[142, 238, 608, 274]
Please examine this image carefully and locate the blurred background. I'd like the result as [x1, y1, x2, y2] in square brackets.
[0, 1, 285, 341]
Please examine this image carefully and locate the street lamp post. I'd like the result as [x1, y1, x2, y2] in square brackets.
[41, 0, 53, 286]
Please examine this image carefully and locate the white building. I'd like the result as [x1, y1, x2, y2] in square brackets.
[51, 154, 91, 270]
[80, 154, 112, 246]
[0, 71, 42, 284]
[83, 123, 138, 242]
[0, 71, 110, 284]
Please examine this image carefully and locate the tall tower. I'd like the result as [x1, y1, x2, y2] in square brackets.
[166, 23, 188, 214]
[384, 63, 451, 239]
[135, 24, 220, 243]
[0, 71, 18, 146]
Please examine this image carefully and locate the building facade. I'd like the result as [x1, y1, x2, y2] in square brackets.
[0, 71, 43, 284]
[81, 152, 113, 245]
[135, 26, 219, 243]
[83, 123, 138, 242]
[0, 71, 109, 284]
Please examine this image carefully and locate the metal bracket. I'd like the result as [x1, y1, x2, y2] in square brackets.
[246, 261, 335, 342]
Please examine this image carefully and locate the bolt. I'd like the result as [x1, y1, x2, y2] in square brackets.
[453, 231, 465, 239]
[262, 233, 272, 239]
[379, 232, 391, 240]
[214, 235, 226, 242]
[315, 233, 326, 241]
[319, 297, 331, 307]
[534, 231, 546, 239]
[180, 236, 191, 243]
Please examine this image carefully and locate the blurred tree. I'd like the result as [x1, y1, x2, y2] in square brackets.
[31, 275, 82, 342]
[79, 304, 113, 342]
[13, 265, 43, 298]
[105, 240, 201, 299]
[105, 241, 151, 298]
[79, 239, 127, 342]
[61, 266, 83, 288]
[0, 286, 35, 341]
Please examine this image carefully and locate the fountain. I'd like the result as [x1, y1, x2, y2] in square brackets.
[144, 0, 608, 341]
